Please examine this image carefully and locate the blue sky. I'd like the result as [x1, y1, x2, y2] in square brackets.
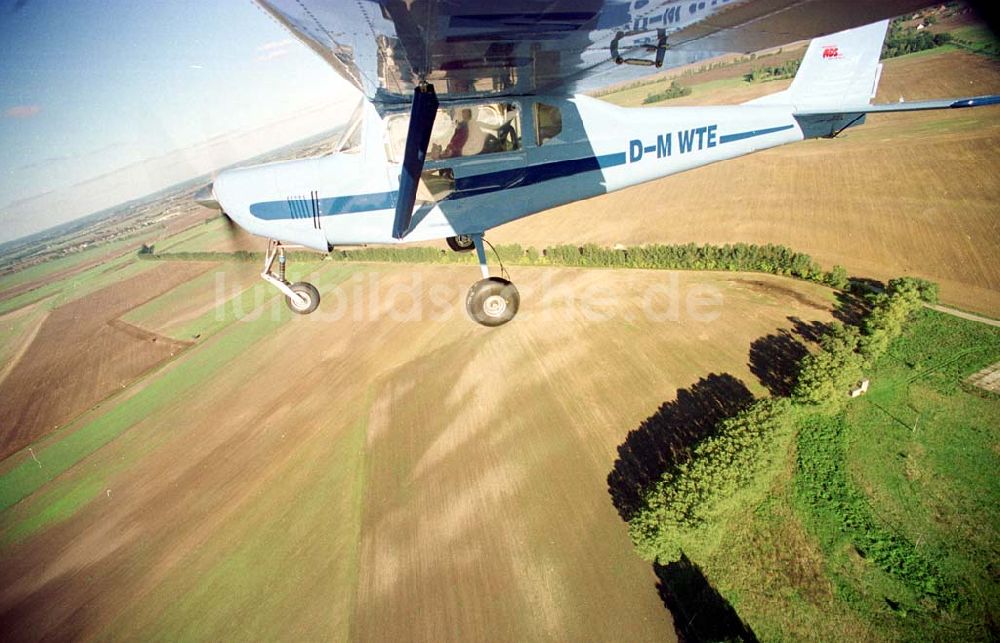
[0, 0, 359, 243]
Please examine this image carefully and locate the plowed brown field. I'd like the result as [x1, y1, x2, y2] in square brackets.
[0, 263, 209, 459]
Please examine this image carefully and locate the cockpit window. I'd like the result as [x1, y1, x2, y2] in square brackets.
[331, 99, 364, 154]
[385, 102, 521, 163]
[534, 103, 562, 146]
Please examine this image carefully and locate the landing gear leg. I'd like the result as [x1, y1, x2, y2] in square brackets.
[465, 233, 519, 327]
[261, 239, 320, 314]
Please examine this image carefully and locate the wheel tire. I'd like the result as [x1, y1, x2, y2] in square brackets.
[466, 277, 519, 327]
[446, 235, 476, 253]
[285, 282, 320, 314]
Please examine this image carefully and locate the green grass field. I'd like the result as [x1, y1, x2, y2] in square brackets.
[160, 217, 241, 254]
[666, 309, 1000, 640]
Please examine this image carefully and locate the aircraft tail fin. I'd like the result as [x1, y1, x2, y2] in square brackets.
[746, 20, 889, 110]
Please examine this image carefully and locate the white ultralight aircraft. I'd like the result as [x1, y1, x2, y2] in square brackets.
[194, 0, 999, 326]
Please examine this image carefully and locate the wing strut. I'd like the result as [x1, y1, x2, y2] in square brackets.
[393, 84, 438, 240]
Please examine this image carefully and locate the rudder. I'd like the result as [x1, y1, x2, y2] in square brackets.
[747, 20, 889, 110]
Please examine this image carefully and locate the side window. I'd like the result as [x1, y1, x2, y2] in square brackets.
[384, 114, 410, 164]
[416, 169, 455, 203]
[385, 103, 521, 163]
[428, 103, 520, 160]
[535, 103, 562, 146]
[330, 99, 364, 155]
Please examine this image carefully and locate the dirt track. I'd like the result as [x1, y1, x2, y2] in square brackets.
[0, 263, 209, 459]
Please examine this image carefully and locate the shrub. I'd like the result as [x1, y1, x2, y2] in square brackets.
[887, 276, 938, 304]
[629, 399, 792, 563]
[642, 81, 692, 104]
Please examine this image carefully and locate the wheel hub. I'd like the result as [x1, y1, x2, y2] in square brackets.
[482, 294, 507, 317]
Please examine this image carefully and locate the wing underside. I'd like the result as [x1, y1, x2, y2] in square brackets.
[256, 0, 935, 109]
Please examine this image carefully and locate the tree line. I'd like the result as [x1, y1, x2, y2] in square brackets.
[140, 241, 856, 289]
[625, 277, 937, 564]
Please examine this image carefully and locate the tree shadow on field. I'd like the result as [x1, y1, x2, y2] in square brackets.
[748, 316, 833, 397]
[834, 278, 881, 326]
[787, 316, 830, 344]
[607, 373, 755, 521]
[748, 331, 808, 397]
[655, 554, 759, 643]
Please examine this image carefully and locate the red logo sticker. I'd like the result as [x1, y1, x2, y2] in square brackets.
[822, 46, 841, 59]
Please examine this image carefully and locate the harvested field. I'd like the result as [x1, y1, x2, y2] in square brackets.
[0, 264, 834, 640]
[122, 263, 262, 340]
[0, 263, 209, 459]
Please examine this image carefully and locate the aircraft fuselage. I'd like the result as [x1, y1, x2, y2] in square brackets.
[212, 95, 804, 251]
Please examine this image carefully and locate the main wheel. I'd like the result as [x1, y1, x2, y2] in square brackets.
[285, 281, 320, 314]
[466, 277, 519, 327]
[446, 235, 476, 252]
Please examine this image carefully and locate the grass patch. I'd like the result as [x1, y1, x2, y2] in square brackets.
[0, 474, 105, 546]
[160, 218, 237, 254]
[110, 392, 371, 640]
[950, 25, 1000, 57]
[793, 309, 999, 638]
[152, 218, 220, 253]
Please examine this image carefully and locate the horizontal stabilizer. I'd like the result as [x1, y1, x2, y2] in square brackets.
[795, 94, 1000, 138]
[798, 94, 1000, 115]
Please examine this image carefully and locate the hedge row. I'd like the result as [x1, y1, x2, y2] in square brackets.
[141, 241, 852, 288]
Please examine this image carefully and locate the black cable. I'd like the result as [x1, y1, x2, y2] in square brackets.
[482, 237, 508, 281]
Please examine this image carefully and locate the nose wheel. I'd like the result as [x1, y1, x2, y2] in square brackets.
[446, 234, 476, 252]
[286, 282, 320, 314]
[466, 234, 519, 326]
[261, 239, 321, 314]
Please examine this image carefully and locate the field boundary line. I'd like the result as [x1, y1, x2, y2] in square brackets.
[0, 309, 49, 388]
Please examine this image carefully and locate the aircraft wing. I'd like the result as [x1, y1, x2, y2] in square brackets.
[256, 0, 936, 110]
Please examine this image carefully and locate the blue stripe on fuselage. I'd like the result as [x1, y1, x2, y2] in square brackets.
[249, 122, 796, 222]
[248, 152, 626, 220]
[718, 124, 794, 144]
[250, 192, 397, 220]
